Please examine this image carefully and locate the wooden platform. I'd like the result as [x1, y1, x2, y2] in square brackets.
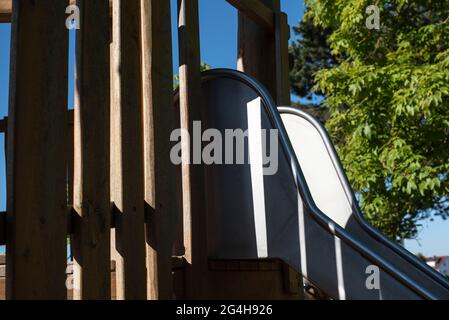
[0, 255, 304, 300]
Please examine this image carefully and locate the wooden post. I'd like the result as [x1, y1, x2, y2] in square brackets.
[67, 112, 74, 210]
[0, 213, 5, 246]
[178, 0, 208, 299]
[226, 0, 274, 30]
[110, 0, 147, 300]
[237, 0, 279, 101]
[0, 0, 11, 23]
[141, 0, 178, 300]
[274, 11, 291, 105]
[72, 0, 111, 300]
[6, 0, 68, 299]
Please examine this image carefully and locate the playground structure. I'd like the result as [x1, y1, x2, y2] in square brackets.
[0, 0, 293, 300]
[0, 0, 449, 300]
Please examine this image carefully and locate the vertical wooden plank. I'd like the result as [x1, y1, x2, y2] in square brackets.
[0, 213, 5, 246]
[6, 0, 68, 299]
[0, 0, 12, 23]
[178, 0, 208, 299]
[274, 12, 291, 106]
[110, 0, 147, 300]
[71, 0, 111, 300]
[141, 0, 177, 300]
[67, 111, 74, 209]
[237, 0, 279, 100]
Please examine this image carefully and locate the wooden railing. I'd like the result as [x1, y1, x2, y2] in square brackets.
[0, 0, 290, 300]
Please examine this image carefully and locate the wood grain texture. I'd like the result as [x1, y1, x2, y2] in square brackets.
[177, 0, 208, 299]
[0, 213, 5, 245]
[237, 0, 279, 101]
[274, 12, 291, 105]
[0, 0, 113, 22]
[110, 0, 147, 300]
[0, 0, 276, 27]
[6, 0, 68, 299]
[71, 0, 111, 300]
[226, 0, 274, 30]
[0, 0, 11, 23]
[141, 0, 178, 300]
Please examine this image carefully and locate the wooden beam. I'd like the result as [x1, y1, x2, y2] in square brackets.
[0, 0, 113, 23]
[6, 0, 68, 299]
[178, 0, 208, 299]
[110, 0, 146, 300]
[0, 111, 74, 135]
[0, 118, 7, 133]
[237, 0, 280, 100]
[141, 0, 177, 300]
[226, 0, 274, 30]
[71, 0, 111, 300]
[0, 213, 5, 246]
[0, 0, 11, 23]
[274, 12, 291, 105]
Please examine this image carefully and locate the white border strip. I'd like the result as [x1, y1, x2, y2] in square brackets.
[290, 159, 308, 278]
[330, 222, 347, 300]
[297, 193, 308, 278]
[247, 98, 268, 258]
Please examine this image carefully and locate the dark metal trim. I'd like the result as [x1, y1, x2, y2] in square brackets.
[278, 105, 449, 292]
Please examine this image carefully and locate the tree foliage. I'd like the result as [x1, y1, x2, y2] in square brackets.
[306, 0, 449, 240]
[289, 10, 335, 124]
[289, 12, 336, 100]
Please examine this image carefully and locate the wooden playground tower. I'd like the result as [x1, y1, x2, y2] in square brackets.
[0, 0, 298, 299]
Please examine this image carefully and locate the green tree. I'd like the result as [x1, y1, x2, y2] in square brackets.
[289, 12, 336, 100]
[289, 10, 336, 124]
[307, 0, 449, 241]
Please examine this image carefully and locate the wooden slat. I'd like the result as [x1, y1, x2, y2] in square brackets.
[67, 112, 74, 208]
[6, 0, 68, 299]
[71, 0, 111, 300]
[110, 0, 146, 300]
[0, 0, 114, 23]
[0, 118, 7, 133]
[0, 0, 11, 23]
[237, 0, 279, 101]
[0, 111, 74, 135]
[274, 12, 291, 105]
[0, 213, 5, 245]
[226, 0, 274, 30]
[177, 0, 208, 299]
[141, 0, 177, 300]
[1, 112, 74, 214]
[0, 0, 275, 28]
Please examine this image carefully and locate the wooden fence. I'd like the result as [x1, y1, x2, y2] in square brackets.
[0, 0, 291, 300]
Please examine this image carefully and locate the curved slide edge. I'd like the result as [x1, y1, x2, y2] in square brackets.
[175, 68, 443, 299]
[278, 106, 449, 294]
[199, 69, 437, 299]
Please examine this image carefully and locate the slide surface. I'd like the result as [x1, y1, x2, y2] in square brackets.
[279, 107, 449, 300]
[175, 69, 449, 299]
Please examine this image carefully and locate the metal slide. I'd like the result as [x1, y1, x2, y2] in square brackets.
[176, 68, 449, 299]
[279, 107, 449, 300]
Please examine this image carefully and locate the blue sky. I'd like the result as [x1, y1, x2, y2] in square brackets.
[0, 0, 448, 257]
